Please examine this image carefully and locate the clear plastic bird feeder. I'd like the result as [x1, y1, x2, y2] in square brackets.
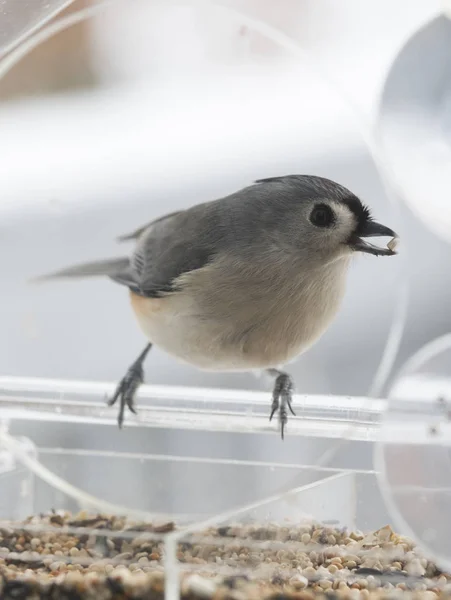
[377, 334, 451, 574]
[0, 1, 438, 599]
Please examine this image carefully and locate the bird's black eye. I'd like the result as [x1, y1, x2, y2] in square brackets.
[309, 203, 335, 228]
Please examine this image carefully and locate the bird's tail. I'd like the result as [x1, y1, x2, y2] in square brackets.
[31, 257, 132, 285]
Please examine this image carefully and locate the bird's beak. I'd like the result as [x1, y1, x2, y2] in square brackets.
[349, 221, 398, 256]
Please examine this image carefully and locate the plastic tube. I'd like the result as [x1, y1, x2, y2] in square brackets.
[0, 0, 77, 58]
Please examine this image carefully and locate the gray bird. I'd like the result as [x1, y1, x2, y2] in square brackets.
[35, 175, 398, 438]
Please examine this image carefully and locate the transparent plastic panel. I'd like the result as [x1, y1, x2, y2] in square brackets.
[165, 472, 365, 598]
[0, 376, 382, 518]
[0, 376, 383, 439]
[0, 434, 36, 520]
[0, 378, 449, 597]
[376, 14, 451, 244]
[0, 459, 437, 599]
[377, 333, 451, 573]
[0, 0, 76, 56]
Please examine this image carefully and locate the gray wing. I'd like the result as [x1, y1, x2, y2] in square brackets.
[127, 201, 230, 298]
[35, 204, 226, 296]
[117, 210, 183, 242]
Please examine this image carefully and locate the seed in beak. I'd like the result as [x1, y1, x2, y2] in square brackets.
[387, 237, 398, 253]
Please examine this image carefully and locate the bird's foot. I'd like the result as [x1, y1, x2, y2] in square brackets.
[107, 344, 152, 428]
[269, 371, 295, 440]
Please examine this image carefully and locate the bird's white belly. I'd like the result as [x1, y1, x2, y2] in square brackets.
[144, 319, 255, 370]
[130, 292, 269, 369]
[129, 288, 338, 371]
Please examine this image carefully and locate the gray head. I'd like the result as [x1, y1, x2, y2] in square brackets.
[242, 175, 397, 265]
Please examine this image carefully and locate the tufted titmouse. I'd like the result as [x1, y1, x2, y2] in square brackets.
[36, 175, 398, 438]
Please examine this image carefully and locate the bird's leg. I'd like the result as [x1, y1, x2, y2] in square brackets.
[266, 368, 296, 440]
[107, 343, 152, 428]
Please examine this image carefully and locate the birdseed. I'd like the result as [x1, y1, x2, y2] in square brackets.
[387, 237, 398, 252]
[0, 511, 449, 599]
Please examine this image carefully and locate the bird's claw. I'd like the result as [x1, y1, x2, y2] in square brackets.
[107, 362, 144, 428]
[269, 373, 295, 440]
